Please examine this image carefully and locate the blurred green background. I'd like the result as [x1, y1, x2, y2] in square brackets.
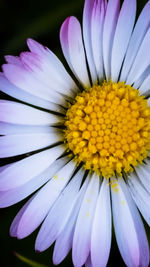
[0, 0, 149, 266]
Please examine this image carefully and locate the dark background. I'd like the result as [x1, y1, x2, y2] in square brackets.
[0, 0, 149, 266]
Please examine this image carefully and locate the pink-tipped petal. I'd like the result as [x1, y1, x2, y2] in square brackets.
[103, 0, 120, 80]
[20, 51, 76, 98]
[111, 0, 136, 82]
[2, 63, 64, 104]
[60, 16, 90, 87]
[27, 38, 78, 92]
[27, 38, 47, 54]
[5, 55, 22, 66]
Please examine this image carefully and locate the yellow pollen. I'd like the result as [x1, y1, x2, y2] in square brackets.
[64, 81, 150, 178]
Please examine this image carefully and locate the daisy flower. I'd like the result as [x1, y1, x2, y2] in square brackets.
[0, 0, 150, 266]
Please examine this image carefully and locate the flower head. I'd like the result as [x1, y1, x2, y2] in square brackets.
[0, 0, 150, 266]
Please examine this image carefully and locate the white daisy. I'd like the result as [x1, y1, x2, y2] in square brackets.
[0, 0, 150, 266]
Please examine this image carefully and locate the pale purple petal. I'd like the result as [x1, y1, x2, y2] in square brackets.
[10, 195, 35, 237]
[0, 100, 59, 125]
[72, 173, 100, 267]
[0, 132, 62, 158]
[53, 177, 89, 265]
[0, 145, 64, 191]
[60, 16, 90, 87]
[85, 255, 92, 267]
[16, 160, 76, 239]
[35, 168, 84, 252]
[111, 177, 149, 267]
[83, 0, 97, 84]
[0, 157, 68, 207]
[103, 0, 120, 80]
[126, 28, 150, 85]
[111, 0, 136, 82]
[91, 178, 111, 267]
[120, 1, 150, 81]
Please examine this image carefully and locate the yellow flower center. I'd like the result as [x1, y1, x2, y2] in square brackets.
[64, 81, 150, 178]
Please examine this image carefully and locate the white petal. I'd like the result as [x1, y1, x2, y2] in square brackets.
[103, 0, 120, 80]
[126, 28, 150, 85]
[0, 73, 64, 113]
[139, 74, 150, 96]
[83, 0, 97, 84]
[135, 162, 150, 194]
[35, 168, 84, 252]
[0, 123, 54, 135]
[0, 145, 64, 191]
[16, 160, 76, 239]
[0, 132, 62, 158]
[72, 173, 100, 267]
[111, 0, 136, 82]
[0, 157, 68, 207]
[53, 176, 89, 265]
[111, 177, 149, 267]
[91, 178, 111, 267]
[133, 66, 150, 89]
[127, 172, 150, 226]
[0, 100, 59, 125]
[60, 16, 90, 87]
[120, 1, 150, 82]
[91, 0, 105, 79]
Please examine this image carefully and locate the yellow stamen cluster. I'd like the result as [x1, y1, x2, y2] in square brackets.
[65, 81, 150, 177]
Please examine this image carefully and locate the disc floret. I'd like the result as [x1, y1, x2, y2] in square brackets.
[65, 81, 150, 178]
